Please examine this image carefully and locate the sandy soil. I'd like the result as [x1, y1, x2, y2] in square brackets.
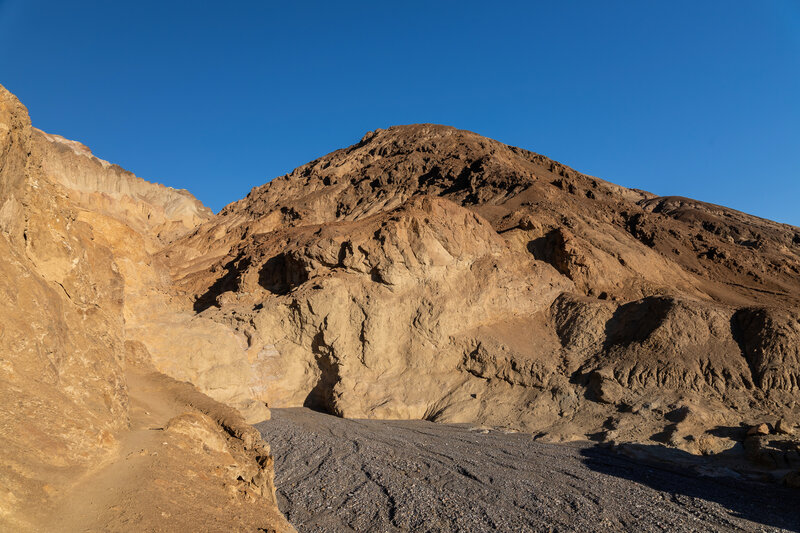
[259, 408, 800, 533]
[32, 367, 291, 533]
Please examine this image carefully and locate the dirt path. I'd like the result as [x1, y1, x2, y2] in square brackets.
[35, 369, 187, 531]
[35, 368, 292, 532]
[258, 408, 800, 533]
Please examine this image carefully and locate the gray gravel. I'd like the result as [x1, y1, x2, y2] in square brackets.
[256, 408, 800, 533]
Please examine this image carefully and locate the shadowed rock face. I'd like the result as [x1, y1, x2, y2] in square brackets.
[162, 123, 800, 454]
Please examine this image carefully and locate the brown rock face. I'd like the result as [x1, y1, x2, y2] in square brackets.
[0, 85, 128, 528]
[0, 84, 290, 532]
[32, 128, 212, 247]
[163, 123, 800, 452]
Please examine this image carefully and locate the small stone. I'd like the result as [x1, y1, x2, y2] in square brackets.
[747, 423, 770, 436]
[775, 418, 795, 436]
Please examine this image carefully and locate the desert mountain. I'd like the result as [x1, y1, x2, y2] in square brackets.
[2, 82, 799, 530]
[161, 123, 799, 457]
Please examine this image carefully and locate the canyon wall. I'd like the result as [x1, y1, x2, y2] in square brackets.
[163, 124, 800, 455]
[0, 84, 290, 532]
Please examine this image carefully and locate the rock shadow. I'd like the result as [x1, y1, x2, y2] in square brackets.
[579, 444, 800, 531]
[601, 297, 673, 349]
[258, 253, 309, 295]
[302, 331, 340, 414]
[527, 229, 569, 277]
[730, 307, 765, 389]
[194, 255, 250, 313]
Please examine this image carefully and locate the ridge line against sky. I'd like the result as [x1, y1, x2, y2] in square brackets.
[0, 1, 798, 225]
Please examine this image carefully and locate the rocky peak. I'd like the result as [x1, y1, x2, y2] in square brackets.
[155, 119, 800, 458]
[167, 123, 800, 311]
[223, 123, 590, 224]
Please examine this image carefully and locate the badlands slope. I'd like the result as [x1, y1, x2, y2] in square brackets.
[163, 124, 800, 462]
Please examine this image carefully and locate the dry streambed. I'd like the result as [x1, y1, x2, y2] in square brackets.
[257, 408, 799, 533]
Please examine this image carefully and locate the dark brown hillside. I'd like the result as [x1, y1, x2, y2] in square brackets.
[167, 125, 800, 309]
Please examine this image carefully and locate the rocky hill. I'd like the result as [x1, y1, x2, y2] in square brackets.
[163, 124, 800, 469]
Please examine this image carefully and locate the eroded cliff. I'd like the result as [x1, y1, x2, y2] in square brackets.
[33, 128, 212, 247]
[162, 124, 800, 478]
[0, 84, 292, 532]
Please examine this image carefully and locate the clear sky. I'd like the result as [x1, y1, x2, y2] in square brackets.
[1, 1, 798, 225]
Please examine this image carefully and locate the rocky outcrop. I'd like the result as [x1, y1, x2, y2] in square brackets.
[0, 84, 288, 531]
[192, 196, 569, 419]
[734, 307, 800, 393]
[0, 85, 129, 529]
[32, 128, 212, 247]
[162, 123, 800, 463]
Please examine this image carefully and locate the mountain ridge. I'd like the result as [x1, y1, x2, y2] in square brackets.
[166, 122, 800, 310]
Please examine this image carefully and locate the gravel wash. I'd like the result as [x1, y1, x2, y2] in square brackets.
[257, 408, 799, 533]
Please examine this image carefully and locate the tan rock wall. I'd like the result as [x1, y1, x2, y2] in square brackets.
[0, 85, 128, 529]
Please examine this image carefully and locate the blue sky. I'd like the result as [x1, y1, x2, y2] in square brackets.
[0, 1, 798, 225]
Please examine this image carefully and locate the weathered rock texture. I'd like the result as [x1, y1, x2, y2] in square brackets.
[33, 129, 212, 247]
[164, 124, 800, 467]
[0, 84, 290, 532]
[0, 85, 128, 529]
